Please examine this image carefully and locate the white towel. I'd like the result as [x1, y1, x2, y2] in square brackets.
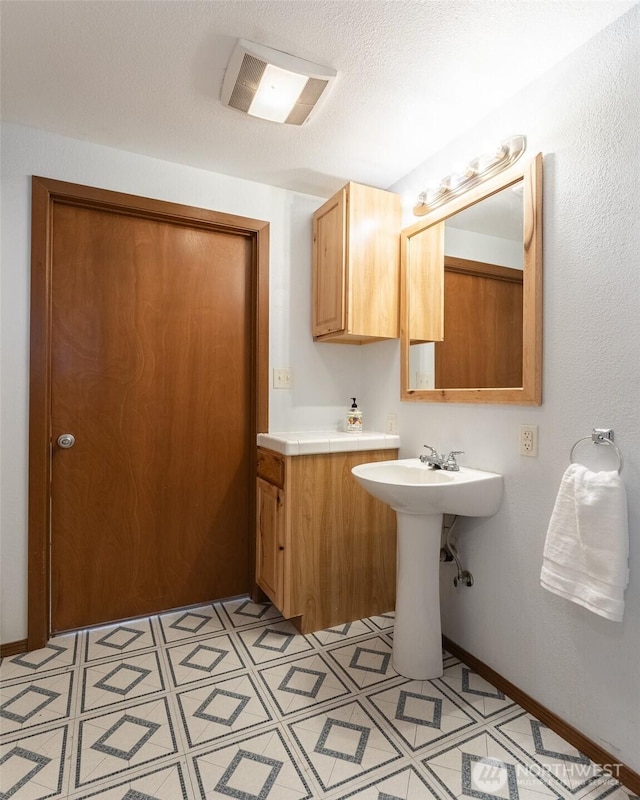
[540, 463, 629, 621]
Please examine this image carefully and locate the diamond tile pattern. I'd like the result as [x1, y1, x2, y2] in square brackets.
[75, 697, 177, 789]
[0, 598, 633, 800]
[0, 725, 68, 798]
[0, 672, 74, 735]
[257, 653, 351, 717]
[438, 661, 517, 719]
[0, 634, 78, 683]
[368, 679, 476, 752]
[81, 651, 164, 712]
[85, 619, 155, 662]
[158, 605, 225, 644]
[496, 712, 608, 796]
[165, 632, 245, 687]
[326, 636, 398, 690]
[289, 699, 402, 791]
[178, 673, 272, 748]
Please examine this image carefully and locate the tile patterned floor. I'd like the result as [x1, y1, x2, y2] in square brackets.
[0, 597, 635, 800]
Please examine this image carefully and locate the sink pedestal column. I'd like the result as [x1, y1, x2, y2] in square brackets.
[393, 512, 444, 679]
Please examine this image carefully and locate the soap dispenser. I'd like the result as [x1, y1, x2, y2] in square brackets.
[346, 397, 363, 433]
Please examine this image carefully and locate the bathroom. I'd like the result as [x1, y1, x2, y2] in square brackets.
[1, 2, 639, 797]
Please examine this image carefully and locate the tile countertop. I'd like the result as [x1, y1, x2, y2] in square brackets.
[257, 431, 401, 456]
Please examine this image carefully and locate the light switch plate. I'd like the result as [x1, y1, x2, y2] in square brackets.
[273, 368, 292, 389]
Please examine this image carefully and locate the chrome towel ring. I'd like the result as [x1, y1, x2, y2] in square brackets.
[569, 428, 623, 474]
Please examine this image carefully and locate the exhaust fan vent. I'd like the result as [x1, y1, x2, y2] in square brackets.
[228, 55, 266, 113]
[221, 40, 336, 125]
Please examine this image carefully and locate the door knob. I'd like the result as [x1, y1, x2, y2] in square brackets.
[57, 433, 75, 449]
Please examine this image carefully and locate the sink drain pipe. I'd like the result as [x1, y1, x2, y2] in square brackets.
[440, 515, 474, 587]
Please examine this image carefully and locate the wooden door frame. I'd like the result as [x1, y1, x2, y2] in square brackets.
[28, 176, 269, 651]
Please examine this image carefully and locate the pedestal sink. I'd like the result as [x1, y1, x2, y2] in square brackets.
[351, 459, 503, 680]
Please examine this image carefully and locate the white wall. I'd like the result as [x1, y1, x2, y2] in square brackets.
[0, 124, 363, 644]
[445, 226, 523, 268]
[364, 6, 640, 771]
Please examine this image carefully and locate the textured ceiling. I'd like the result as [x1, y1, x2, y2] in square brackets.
[1, 0, 635, 197]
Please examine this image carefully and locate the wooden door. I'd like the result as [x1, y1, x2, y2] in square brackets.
[435, 257, 523, 389]
[29, 178, 269, 642]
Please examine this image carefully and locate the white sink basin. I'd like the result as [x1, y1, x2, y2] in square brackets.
[352, 458, 503, 680]
[351, 459, 503, 517]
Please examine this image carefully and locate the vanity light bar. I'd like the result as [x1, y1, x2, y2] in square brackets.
[413, 135, 527, 216]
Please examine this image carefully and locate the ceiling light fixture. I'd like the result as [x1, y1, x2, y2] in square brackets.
[221, 39, 337, 125]
[413, 135, 527, 216]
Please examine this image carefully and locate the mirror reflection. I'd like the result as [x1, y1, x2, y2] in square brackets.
[400, 153, 542, 405]
[408, 184, 524, 390]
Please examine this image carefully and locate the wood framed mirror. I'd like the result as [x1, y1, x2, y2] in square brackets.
[400, 153, 542, 404]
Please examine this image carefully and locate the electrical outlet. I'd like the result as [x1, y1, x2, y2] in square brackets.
[273, 368, 292, 389]
[386, 413, 397, 434]
[416, 372, 433, 390]
[520, 424, 538, 457]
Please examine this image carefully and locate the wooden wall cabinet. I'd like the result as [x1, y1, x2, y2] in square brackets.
[312, 182, 401, 344]
[256, 446, 397, 633]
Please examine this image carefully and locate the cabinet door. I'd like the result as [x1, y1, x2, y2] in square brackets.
[312, 188, 347, 337]
[408, 221, 444, 344]
[347, 182, 401, 340]
[256, 478, 285, 609]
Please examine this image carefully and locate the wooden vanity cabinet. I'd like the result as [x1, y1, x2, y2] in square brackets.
[255, 446, 397, 633]
[255, 477, 286, 611]
[312, 182, 401, 344]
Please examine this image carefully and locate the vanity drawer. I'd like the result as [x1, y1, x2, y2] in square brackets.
[257, 448, 285, 488]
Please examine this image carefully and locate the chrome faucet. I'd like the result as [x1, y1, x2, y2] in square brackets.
[419, 445, 464, 471]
